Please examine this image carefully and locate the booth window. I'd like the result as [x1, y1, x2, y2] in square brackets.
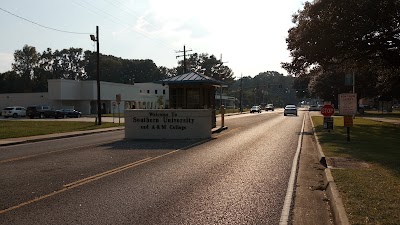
[187, 88, 201, 109]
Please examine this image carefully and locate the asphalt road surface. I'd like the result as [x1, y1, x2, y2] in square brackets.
[0, 109, 304, 224]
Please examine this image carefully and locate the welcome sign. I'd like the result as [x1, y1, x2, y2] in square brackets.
[124, 109, 212, 139]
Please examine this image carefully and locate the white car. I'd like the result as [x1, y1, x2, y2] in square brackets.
[265, 104, 274, 111]
[308, 105, 321, 111]
[284, 105, 298, 116]
[2, 106, 26, 118]
[250, 105, 261, 113]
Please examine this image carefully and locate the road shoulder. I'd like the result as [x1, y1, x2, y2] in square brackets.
[292, 113, 333, 225]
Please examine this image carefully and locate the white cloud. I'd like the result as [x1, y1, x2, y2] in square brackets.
[0, 53, 13, 73]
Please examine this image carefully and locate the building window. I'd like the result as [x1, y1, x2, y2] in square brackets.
[147, 90, 150, 94]
[163, 90, 166, 95]
[140, 90, 142, 93]
[155, 90, 158, 94]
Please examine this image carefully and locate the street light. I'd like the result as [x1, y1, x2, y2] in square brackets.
[90, 26, 101, 125]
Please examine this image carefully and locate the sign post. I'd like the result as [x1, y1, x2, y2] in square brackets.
[112, 102, 116, 123]
[321, 104, 334, 132]
[116, 94, 121, 125]
[339, 93, 357, 142]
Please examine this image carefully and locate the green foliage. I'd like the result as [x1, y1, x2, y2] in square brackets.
[225, 71, 298, 108]
[180, 53, 235, 82]
[0, 46, 173, 93]
[284, 0, 400, 100]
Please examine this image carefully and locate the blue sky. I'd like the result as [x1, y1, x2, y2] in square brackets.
[0, 0, 305, 78]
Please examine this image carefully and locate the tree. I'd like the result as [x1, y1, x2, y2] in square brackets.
[58, 48, 87, 80]
[0, 71, 24, 93]
[12, 45, 39, 92]
[225, 71, 297, 108]
[283, 0, 400, 99]
[182, 53, 235, 82]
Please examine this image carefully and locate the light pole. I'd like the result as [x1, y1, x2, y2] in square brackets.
[90, 26, 101, 125]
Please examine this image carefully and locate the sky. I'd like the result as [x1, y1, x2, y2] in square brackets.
[0, 0, 306, 78]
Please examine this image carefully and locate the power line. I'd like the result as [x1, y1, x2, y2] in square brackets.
[0, 7, 91, 35]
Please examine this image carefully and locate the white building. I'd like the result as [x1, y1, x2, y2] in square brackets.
[0, 79, 169, 115]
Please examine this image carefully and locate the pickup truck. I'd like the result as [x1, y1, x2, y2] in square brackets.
[26, 105, 56, 119]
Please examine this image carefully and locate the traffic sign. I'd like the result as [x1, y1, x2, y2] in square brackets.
[323, 116, 334, 129]
[343, 115, 353, 127]
[321, 105, 334, 117]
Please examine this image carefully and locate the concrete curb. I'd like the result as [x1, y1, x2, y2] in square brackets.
[309, 114, 350, 225]
[309, 115, 327, 167]
[324, 169, 350, 225]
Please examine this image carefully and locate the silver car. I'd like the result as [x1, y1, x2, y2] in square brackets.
[284, 105, 298, 116]
[2, 106, 26, 118]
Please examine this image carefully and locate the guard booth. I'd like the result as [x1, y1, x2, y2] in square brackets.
[159, 72, 226, 128]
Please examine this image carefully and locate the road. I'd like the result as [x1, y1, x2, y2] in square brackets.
[0, 109, 305, 224]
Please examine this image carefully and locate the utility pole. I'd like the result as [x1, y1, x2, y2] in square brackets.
[218, 54, 228, 107]
[90, 26, 101, 125]
[240, 73, 243, 113]
[176, 45, 192, 74]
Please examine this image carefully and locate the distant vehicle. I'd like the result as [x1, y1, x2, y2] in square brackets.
[265, 104, 274, 111]
[308, 105, 321, 111]
[55, 109, 82, 118]
[2, 106, 26, 118]
[284, 105, 298, 116]
[26, 105, 55, 119]
[250, 105, 261, 113]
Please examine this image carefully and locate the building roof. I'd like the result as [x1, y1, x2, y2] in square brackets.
[158, 71, 226, 86]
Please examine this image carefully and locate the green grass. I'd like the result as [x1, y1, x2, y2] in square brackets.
[312, 116, 400, 224]
[0, 121, 121, 139]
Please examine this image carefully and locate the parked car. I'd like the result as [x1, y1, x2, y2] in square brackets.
[250, 105, 261, 113]
[55, 109, 82, 118]
[2, 106, 26, 118]
[265, 104, 274, 111]
[284, 104, 298, 116]
[26, 105, 55, 119]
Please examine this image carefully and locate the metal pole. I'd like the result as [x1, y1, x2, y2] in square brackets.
[118, 103, 120, 125]
[220, 85, 222, 107]
[240, 74, 242, 113]
[352, 71, 355, 94]
[96, 26, 102, 125]
[183, 45, 186, 73]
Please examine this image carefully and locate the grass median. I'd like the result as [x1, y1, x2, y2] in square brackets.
[312, 116, 400, 224]
[0, 121, 121, 139]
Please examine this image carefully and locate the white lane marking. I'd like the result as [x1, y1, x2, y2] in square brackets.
[279, 113, 306, 225]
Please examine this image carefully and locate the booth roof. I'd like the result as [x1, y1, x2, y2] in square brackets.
[158, 72, 226, 86]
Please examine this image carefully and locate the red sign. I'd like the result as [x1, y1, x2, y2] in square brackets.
[343, 115, 353, 127]
[321, 105, 334, 116]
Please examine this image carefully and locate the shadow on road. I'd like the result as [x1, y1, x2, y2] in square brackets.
[99, 138, 214, 151]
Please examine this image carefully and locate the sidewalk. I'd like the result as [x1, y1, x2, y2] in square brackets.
[292, 113, 334, 225]
[360, 116, 400, 125]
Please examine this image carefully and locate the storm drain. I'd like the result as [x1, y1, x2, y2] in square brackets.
[326, 157, 371, 169]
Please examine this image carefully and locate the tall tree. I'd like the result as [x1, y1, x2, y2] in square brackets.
[12, 45, 39, 92]
[183, 53, 235, 82]
[283, 0, 400, 99]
